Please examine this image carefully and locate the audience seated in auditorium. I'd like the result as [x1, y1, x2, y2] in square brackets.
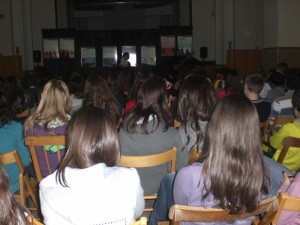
[276, 171, 300, 225]
[213, 67, 228, 90]
[265, 71, 285, 103]
[276, 62, 288, 76]
[149, 95, 271, 225]
[119, 76, 184, 195]
[124, 69, 153, 114]
[177, 73, 217, 163]
[82, 74, 121, 125]
[270, 89, 300, 172]
[106, 71, 126, 113]
[68, 72, 85, 114]
[271, 68, 300, 118]
[258, 68, 271, 99]
[39, 107, 144, 225]
[244, 74, 271, 122]
[0, 91, 33, 192]
[0, 164, 32, 225]
[216, 69, 240, 99]
[24, 79, 71, 178]
[4, 75, 31, 123]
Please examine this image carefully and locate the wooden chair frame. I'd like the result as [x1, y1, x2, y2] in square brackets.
[27, 216, 44, 225]
[169, 196, 278, 225]
[25, 136, 66, 182]
[262, 116, 294, 142]
[0, 150, 38, 211]
[272, 192, 300, 224]
[131, 217, 147, 225]
[277, 136, 300, 164]
[119, 147, 177, 211]
[270, 116, 294, 135]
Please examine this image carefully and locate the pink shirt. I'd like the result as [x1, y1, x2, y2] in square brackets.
[277, 173, 300, 225]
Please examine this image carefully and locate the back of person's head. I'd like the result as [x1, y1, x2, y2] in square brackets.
[4, 75, 28, 115]
[0, 76, 4, 92]
[82, 74, 120, 123]
[201, 94, 269, 214]
[292, 89, 300, 114]
[0, 92, 13, 128]
[177, 74, 217, 151]
[83, 74, 113, 107]
[56, 106, 120, 186]
[68, 72, 85, 98]
[24, 79, 71, 131]
[118, 70, 133, 93]
[0, 165, 30, 225]
[244, 74, 264, 94]
[4, 75, 24, 101]
[122, 52, 129, 59]
[285, 68, 300, 90]
[123, 76, 172, 134]
[268, 72, 285, 86]
[106, 72, 120, 95]
[276, 62, 288, 75]
[128, 70, 153, 100]
[178, 74, 216, 124]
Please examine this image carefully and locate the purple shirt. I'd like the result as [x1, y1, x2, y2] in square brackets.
[173, 163, 264, 225]
[25, 124, 67, 178]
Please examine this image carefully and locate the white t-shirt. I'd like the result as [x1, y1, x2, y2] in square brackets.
[119, 58, 130, 68]
[40, 163, 144, 225]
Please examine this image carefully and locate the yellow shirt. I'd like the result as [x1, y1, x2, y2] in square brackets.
[270, 119, 300, 172]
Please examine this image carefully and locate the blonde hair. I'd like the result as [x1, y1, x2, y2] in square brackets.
[24, 79, 71, 132]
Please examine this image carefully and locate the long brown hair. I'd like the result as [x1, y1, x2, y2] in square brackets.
[201, 94, 269, 214]
[177, 74, 217, 151]
[56, 106, 120, 187]
[122, 76, 173, 134]
[82, 74, 120, 124]
[0, 165, 31, 225]
[24, 79, 71, 132]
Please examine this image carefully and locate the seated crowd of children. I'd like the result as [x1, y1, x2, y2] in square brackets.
[0, 62, 300, 225]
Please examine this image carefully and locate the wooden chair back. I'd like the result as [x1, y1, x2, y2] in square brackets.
[188, 148, 202, 165]
[15, 108, 30, 119]
[169, 196, 278, 225]
[119, 147, 177, 211]
[27, 216, 44, 225]
[271, 116, 294, 135]
[260, 120, 269, 142]
[277, 136, 300, 164]
[131, 217, 147, 225]
[272, 192, 300, 224]
[0, 150, 38, 211]
[173, 120, 182, 128]
[25, 136, 66, 182]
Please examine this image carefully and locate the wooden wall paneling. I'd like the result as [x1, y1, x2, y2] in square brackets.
[262, 48, 278, 72]
[0, 56, 22, 78]
[278, 47, 300, 68]
[226, 49, 263, 76]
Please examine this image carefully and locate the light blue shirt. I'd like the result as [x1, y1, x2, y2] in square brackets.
[0, 121, 30, 192]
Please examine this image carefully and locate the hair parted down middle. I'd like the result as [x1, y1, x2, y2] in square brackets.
[200, 94, 270, 214]
[24, 79, 71, 132]
[56, 106, 120, 187]
[123, 76, 173, 134]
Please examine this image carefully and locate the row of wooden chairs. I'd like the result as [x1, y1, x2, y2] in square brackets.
[168, 191, 300, 225]
[25, 135, 178, 213]
[2, 135, 300, 225]
[0, 150, 38, 211]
